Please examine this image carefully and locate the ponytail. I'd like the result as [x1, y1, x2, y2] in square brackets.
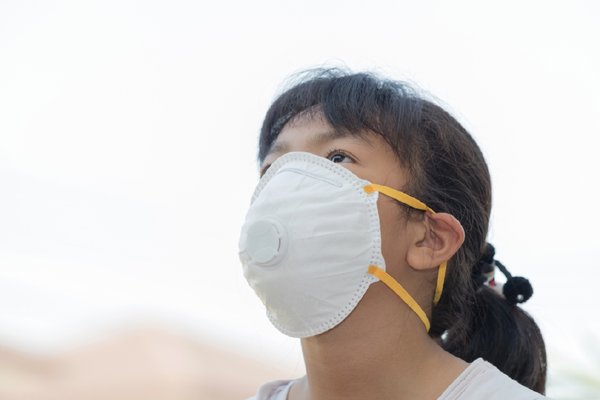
[442, 244, 547, 394]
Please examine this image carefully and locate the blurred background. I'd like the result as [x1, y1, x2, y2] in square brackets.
[0, 0, 599, 398]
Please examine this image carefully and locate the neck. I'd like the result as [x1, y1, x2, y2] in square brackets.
[291, 288, 467, 400]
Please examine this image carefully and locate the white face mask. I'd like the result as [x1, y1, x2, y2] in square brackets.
[238, 152, 446, 338]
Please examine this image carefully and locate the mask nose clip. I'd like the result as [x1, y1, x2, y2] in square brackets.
[240, 218, 288, 267]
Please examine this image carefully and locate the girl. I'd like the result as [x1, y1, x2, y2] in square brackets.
[239, 69, 547, 400]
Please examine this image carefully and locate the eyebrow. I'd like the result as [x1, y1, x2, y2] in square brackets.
[265, 129, 358, 158]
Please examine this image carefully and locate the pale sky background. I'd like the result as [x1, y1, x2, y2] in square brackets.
[1, 0, 599, 395]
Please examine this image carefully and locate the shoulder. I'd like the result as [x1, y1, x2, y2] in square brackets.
[438, 358, 547, 400]
[246, 379, 296, 400]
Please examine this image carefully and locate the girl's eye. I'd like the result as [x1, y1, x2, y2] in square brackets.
[327, 150, 353, 164]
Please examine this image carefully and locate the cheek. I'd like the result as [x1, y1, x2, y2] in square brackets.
[377, 198, 408, 269]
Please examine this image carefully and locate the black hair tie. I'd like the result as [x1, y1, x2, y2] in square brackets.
[494, 259, 534, 305]
[475, 243, 534, 305]
[473, 243, 496, 288]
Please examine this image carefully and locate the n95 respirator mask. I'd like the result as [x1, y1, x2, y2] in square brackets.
[238, 151, 446, 338]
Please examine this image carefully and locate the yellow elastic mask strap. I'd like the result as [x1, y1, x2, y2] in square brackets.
[368, 265, 431, 332]
[433, 261, 447, 305]
[364, 183, 433, 213]
[364, 183, 447, 306]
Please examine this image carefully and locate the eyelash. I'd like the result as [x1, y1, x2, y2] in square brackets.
[260, 149, 356, 177]
[325, 148, 355, 163]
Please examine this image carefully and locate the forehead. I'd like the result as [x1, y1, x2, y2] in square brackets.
[266, 113, 371, 159]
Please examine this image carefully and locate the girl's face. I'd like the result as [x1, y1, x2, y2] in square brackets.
[260, 113, 422, 313]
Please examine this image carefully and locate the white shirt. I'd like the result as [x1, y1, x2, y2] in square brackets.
[247, 358, 547, 400]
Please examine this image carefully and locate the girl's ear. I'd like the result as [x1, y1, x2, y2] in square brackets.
[406, 212, 465, 271]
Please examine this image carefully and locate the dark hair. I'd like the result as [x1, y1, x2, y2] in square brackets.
[257, 68, 547, 393]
